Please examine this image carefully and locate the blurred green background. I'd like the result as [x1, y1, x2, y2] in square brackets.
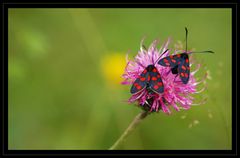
[8, 9, 232, 150]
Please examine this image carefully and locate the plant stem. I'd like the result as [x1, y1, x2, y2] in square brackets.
[109, 111, 149, 150]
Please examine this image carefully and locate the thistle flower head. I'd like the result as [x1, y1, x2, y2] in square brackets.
[122, 38, 207, 114]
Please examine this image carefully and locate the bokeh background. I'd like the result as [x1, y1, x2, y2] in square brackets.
[8, 9, 232, 150]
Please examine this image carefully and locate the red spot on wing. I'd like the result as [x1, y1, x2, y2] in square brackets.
[152, 68, 157, 72]
[136, 85, 142, 90]
[185, 59, 189, 63]
[181, 73, 185, 77]
[164, 59, 169, 63]
[185, 73, 189, 78]
[140, 77, 145, 81]
[181, 65, 186, 70]
[143, 69, 147, 74]
[178, 61, 181, 64]
[152, 77, 157, 81]
[157, 82, 163, 86]
[134, 83, 138, 86]
[165, 63, 170, 66]
[154, 85, 159, 89]
[187, 67, 190, 70]
[170, 55, 173, 58]
[171, 59, 176, 63]
[177, 54, 181, 57]
[148, 76, 150, 81]
[157, 75, 160, 78]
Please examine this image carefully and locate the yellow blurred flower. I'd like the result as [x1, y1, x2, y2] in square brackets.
[100, 53, 126, 86]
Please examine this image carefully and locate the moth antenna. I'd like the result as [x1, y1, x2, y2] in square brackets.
[154, 49, 169, 65]
[190, 50, 215, 54]
[185, 27, 188, 53]
[184, 27, 214, 55]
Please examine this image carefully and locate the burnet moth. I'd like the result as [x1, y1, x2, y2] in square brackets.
[130, 49, 169, 95]
[157, 27, 214, 84]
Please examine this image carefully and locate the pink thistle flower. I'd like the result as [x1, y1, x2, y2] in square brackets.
[122, 38, 208, 114]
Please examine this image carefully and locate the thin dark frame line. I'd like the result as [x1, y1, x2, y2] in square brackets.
[3, 3, 237, 155]
[2, 3, 5, 155]
[3, 152, 237, 156]
[234, 3, 238, 155]
[2, 3, 238, 4]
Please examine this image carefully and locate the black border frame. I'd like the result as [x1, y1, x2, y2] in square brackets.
[1, 1, 238, 156]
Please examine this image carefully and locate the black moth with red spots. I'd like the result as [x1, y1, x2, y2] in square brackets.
[158, 27, 214, 84]
[130, 65, 164, 94]
[158, 53, 190, 84]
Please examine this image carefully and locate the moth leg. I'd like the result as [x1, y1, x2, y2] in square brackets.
[173, 74, 179, 82]
[166, 69, 172, 76]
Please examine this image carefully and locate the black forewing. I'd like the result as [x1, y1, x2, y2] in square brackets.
[158, 54, 183, 68]
[130, 68, 148, 94]
[178, 57, 190, 84]
[148, 69, 164, 94]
